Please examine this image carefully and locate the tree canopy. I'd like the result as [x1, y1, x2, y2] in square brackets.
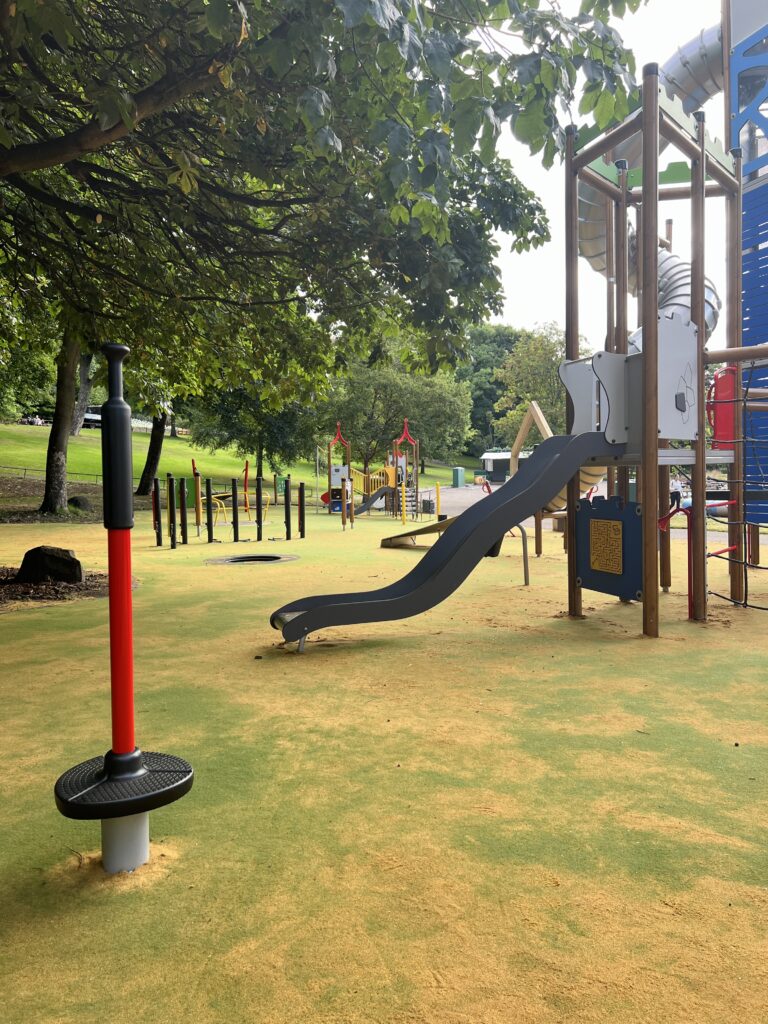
[320, 360, 472, 470]
[493, 322, 575, 445]
[0, 0, 646, 509]
[0, 0, 641, 344]
[456, 324, 534, 455]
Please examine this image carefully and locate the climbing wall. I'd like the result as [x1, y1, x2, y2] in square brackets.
[731, 13, 768, 522]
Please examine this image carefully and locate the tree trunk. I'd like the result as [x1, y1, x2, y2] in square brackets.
[256, 439, 264, 479]
[70, 352, 94, 435]
[40, 327, 81, 514]
[135, 413, 167, 495]
[170, 412, 178, 438]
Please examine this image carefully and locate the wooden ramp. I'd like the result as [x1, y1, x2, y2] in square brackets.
[381, 517, 456, 548]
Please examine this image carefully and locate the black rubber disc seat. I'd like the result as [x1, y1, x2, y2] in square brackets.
[54, 748, 194, 820]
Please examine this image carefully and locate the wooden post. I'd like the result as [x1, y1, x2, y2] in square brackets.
[284, 474, 292, 541]
[749, 524, 760, 566]
[659, 215, 674, 594]
[641, 64, 660, 638]
[605, 194, 617, 498]
[341, 477, 347, 530]
[179, 477, 188, 545]
[615, 159, 631, 506]
[690, 111, 708, 619]
[242, 461, 250, 521]
[231, 478, 239, 542]
[167, 473, 176, 550]
[298, 482, 306, 539]
[414, 439, 420, 516]
[727, 148, 745, 604]
[327, 445, 332, 515]
[152, 477, 163, 547]
[256, 476, 263, 542]
[193, 471, 202, 538]
[565, 125, 582, 618]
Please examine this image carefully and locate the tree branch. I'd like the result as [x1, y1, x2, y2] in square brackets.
[0, 50, 233, 177]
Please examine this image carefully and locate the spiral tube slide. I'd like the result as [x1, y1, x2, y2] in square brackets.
[578, 26, 725, 340]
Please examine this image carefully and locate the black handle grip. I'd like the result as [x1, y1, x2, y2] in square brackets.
[101, 343, 134, 530]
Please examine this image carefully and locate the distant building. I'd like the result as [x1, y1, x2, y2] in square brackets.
[480, 450, 512, 483]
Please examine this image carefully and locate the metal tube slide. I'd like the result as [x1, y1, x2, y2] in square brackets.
[578, 25, 724, 340]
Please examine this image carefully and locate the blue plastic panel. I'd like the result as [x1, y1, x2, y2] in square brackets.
[730, 23, 768, 176]
[741, 182, 768, 522]
[575, 496, 643, 602]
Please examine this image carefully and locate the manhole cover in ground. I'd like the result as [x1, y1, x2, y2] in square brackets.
[206, 554, 299, 565]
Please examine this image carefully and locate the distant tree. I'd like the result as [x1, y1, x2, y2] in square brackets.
[320, 361, 471, 471]
[70, 352, 99, 435]
[0, 337, 57, 422]
[456, 325, 530, 456]
[188, 391, 318, 478]
[493, 323, 582, 446]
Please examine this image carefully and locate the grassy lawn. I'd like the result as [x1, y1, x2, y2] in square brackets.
[1, 510, 766, 1023]
[0, 423, 477, 490]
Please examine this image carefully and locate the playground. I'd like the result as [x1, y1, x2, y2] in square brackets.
[1, 0, 768, 1021]
[2, 509, 767, 1024]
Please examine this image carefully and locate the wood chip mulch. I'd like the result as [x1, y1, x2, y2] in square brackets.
[0, 566, 110, 606]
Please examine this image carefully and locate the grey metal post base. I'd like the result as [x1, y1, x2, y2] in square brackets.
[101, 812, 150, 874]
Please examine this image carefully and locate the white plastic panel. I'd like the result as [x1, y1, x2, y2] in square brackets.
[559, 360, 599, 435]
[658, 313, 698, 441]
[591, 351, 629, 445]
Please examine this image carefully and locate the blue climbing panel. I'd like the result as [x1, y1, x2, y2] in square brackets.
[730, 22, 768, 178]
[575, 496, 643, 602]
[732, 20, 768, 523]
[743, 185, 768, 523]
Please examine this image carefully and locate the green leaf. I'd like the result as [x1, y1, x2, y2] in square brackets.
[313, 126, 343, 156]
[390, 203, 410, 225]
[512, 99, 547, 146]
[206, 0, 232, 40]
[335, 0, 369, 28]
[395, 21, 422, 69]
[452, 98, 483, 155]
[298, 87, 332, 129]
[387, 122, 413, 159]
[424, 31, 453, 81]
[594, 88, 615, 128]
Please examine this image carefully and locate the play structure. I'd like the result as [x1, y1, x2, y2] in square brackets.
[323, 422, 353, 515]
[321, 419, 431, 523]
[272, 2, 768, 648]
[153, 469, 302, 547]
[189, 459, 270, 527]
[55, 345, 193, 872]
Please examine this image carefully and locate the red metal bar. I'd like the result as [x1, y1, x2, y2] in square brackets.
[709, 545, 737, 558]
[108, 528, 135, 754]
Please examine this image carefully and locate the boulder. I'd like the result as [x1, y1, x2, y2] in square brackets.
[14, 546, 84, 584]
[68, 495, 93, 512]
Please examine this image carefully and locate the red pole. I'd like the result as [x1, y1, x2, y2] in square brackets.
[108, 528, 135, 754]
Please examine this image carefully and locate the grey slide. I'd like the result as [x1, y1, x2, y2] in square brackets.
[271, 433, 624, 646]
[355, 485, 395, 515]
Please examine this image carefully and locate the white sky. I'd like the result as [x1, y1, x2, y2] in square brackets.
[494, 0, 727, 351]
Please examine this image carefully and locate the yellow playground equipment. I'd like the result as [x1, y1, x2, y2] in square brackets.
[190, 459, 270, 528]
